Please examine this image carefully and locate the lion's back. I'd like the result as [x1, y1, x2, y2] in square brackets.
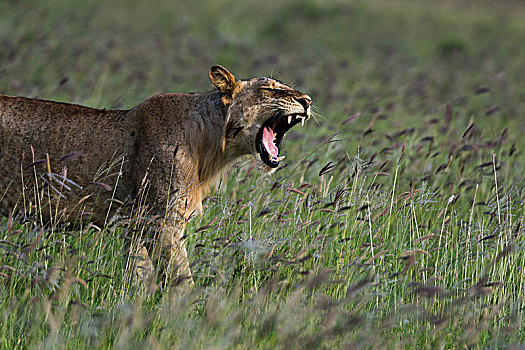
[0, 95, 138, 220]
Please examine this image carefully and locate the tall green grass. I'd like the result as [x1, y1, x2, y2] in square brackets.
[1, 0, 525, 348]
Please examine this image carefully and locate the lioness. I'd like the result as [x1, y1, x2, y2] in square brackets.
[0, 65, 311, 286]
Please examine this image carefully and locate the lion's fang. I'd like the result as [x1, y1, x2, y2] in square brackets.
[288, 116, 292, 124]
[300, 118, 305, 126]
[269, 155, 285, 162]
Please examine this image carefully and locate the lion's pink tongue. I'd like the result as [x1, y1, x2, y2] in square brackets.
[262, 126, 278, 157]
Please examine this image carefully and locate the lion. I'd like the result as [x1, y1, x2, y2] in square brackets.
[0, 65, 311, 287]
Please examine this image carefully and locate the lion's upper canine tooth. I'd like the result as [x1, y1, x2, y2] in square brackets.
[301, 118, 305, 126]
[288, 115, 292, 124]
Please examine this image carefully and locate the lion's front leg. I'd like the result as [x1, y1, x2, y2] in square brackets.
[125, 239, 156, 291]
[148, 216, 194, 288]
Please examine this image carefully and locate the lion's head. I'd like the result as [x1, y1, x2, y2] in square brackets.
[209, 65, 311, 173]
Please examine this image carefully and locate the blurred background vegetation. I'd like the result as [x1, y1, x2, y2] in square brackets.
[2, 0, 524, 126]
[1, 0, 525, 348]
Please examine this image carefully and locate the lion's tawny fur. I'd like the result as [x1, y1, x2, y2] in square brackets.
[0, 65, 311, 286]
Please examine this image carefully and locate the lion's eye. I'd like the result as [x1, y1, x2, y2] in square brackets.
[261, 87, 288, 93]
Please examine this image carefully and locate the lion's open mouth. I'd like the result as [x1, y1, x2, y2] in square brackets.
[255, 113, 308, 168]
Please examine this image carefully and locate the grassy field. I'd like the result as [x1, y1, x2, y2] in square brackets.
[1, 0, 525, 348]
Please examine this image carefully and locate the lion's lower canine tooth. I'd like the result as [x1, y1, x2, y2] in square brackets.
[270, 155, 285, 162]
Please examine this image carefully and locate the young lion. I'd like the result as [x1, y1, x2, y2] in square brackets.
[0, 65, 311, 286]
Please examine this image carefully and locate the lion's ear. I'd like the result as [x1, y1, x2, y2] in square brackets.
[209, 65, 237, 102]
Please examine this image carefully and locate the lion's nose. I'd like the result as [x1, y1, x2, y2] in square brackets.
[296, 95, 312, 109]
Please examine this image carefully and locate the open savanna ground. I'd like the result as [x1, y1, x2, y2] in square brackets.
[1, 0, 525, 348]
